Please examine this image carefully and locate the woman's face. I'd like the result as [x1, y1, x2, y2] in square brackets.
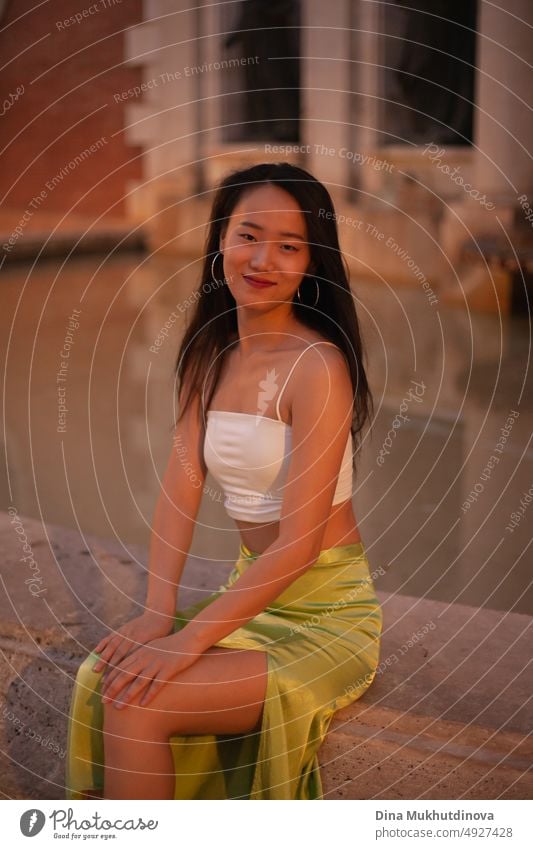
[219, 183, 315, 309]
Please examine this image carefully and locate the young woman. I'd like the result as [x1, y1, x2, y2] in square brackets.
[66, 162, 382, 801]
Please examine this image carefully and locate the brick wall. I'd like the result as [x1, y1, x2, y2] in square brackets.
[0, 0, 144, 218]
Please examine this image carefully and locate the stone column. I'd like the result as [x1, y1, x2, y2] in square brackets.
[123, 1, 205, 205]
[474, 1, 533, 201]
[301, 0, 351, 200]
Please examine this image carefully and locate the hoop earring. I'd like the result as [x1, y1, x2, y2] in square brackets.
[211, 251, 224, 284]
[296, 277, 320, 307]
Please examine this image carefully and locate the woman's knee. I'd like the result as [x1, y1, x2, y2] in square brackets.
[103, 699, 167, 743]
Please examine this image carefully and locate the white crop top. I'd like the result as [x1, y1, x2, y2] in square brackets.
[203, 341, 354, 522]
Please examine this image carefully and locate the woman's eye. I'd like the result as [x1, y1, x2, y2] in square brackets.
[239, 233, 298, 252]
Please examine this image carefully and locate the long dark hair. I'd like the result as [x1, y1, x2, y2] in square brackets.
[174, 162, 374, 470]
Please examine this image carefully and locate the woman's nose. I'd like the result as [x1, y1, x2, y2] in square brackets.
[250, 240, 275, 269]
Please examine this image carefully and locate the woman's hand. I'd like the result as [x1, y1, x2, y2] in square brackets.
[92, 610, 176, 675]
[99, 632, 201, 708]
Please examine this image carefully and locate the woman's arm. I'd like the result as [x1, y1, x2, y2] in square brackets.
[178, 535, 321, 652]
[179, 346, 354, 652]
[145, 381, 208, 615]
[144, 399, 207, 617]
[93, 386, 207, 671]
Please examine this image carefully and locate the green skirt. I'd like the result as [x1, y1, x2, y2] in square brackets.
[66, 540, 382, 800]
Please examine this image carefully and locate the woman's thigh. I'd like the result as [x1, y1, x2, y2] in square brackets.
[103, 646, 269, 739]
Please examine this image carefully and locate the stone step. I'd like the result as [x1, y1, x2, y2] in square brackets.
[321, 704, 532, 800]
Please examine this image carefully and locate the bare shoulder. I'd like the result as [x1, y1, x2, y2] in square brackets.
[289, 338, 352, 415]
[297, 337, 349, 378]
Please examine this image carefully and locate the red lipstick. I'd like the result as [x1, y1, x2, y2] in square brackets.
[243, 275, 276, 288]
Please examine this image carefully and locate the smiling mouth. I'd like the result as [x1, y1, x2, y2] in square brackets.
[243, 275, 276, 288]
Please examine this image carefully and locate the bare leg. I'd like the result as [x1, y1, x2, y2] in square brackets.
[103, 646, 268, 800]
[103, 724, 177, 799]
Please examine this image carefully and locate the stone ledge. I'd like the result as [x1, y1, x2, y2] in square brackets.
[0, 210, 145, 263]
[0, 511, 531, 799]
[321, 704, 532, 800]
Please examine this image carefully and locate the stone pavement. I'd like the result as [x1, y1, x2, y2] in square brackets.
[0, 511, 531, 800]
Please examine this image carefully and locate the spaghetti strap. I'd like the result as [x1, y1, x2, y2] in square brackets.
[275, 341, 339, 422]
